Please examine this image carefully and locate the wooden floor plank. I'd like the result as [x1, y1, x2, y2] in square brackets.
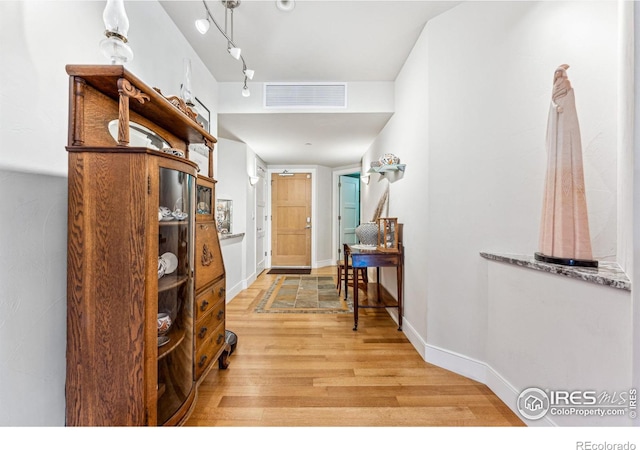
[184, 267, 524, 427]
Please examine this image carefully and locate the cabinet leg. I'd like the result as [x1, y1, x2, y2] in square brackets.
[218, 344, 230, 370]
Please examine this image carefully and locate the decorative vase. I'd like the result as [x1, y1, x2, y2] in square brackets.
[379, 153, 400, 165]
[355, 222, 378, 246]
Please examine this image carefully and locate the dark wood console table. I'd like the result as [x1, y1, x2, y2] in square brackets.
[345, 244, 404, 331]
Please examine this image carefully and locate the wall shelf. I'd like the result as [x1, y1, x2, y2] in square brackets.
[367, 164, 406, 174]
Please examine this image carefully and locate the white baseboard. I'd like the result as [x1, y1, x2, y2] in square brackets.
[315, 259, 334, 268]
[224, 279, 244, 303]
[245, 271, 257, 288]
[401, 316, 553, 426]
[422, 341, 555, 427]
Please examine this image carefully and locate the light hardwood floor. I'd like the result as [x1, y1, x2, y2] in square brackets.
[185, 267, 524, 426]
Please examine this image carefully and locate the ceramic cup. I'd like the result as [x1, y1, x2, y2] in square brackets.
[158, 257, 167, 279]
[157, 312, 172, 336]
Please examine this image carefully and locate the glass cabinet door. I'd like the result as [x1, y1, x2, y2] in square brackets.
[196, 179, 214, 222]
[156, 167, 194, 424]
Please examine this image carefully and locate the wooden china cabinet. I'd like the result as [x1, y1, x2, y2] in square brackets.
[194, 158, 229, 383]
[64, 65, 227, 426]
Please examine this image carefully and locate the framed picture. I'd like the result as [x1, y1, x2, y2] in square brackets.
[194, 97, 210, 133]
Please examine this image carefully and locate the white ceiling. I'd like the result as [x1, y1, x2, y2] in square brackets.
[160, 0, 460, 167]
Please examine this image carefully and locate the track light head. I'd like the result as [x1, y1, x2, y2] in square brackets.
[244, 68, 254, 80]
[195, 17, 210, 34]
[242, 78, 250, 97]
[228, 46, 242, 60]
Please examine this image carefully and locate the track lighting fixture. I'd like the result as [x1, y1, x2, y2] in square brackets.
[195, 1, 253, 97]
[242, 79, 250, 97]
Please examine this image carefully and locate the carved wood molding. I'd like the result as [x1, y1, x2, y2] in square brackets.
[201, 244, 213, 267]
[116, 78, 150, 146]
[153, 87, 199, 123]
[118, 78, 151, 104]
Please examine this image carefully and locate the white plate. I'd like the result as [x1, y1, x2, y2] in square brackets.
[161, 252, 178, 274]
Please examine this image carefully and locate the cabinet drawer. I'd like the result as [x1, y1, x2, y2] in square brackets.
[195, 221, 224, 291]
[195, 278, 225, 321]
[195, 300, 225, 348]
[195, 322, 226, 380]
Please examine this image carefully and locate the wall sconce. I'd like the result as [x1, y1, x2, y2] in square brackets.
[99, 0, 133, 64]
[360, 175, 370, 185]
[249, 175, 260, 186]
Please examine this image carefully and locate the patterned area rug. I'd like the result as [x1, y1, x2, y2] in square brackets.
[255, 275, 353, 314]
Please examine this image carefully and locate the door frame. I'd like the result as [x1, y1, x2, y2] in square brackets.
[266, 167, 317, 269]
[255, 161, 267, 275]
[332, 165, 362, 264]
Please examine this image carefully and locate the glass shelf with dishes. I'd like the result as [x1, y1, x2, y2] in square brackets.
[156, 167, 194, 425]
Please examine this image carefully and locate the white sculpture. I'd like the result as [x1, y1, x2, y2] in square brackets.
[536, 64, 597, 267]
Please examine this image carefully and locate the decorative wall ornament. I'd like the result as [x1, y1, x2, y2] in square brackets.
[535, 64, 597, 268]
[379, 153, 400, 166]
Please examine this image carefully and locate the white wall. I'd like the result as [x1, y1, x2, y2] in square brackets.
[315, 165, 334, 266]
[485, 262, 632, 426]
[215, 138, 271, 297]
[0, 0, 218, 425]
[424, 0, 619, 365]
[361, 0, 629, 426]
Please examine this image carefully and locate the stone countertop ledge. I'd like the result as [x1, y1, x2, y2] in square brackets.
[480, 252, 631, 291]
[218, 232, 245, 241]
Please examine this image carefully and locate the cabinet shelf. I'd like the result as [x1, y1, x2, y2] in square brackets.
[367, 164, 406, 174]
[158, 274, 189, 293]
[158, 327, 186, 361]
[159, 220, 189, 227]
[66, 65, 217, 147]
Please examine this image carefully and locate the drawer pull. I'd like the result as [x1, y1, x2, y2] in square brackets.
[217, 309, 224, 320]
[198, 327, 208, 339]
[200, 300, 209, 311]
[198, 355, 208, 368]
[218, 287, 226, 297]
[201, 244, 213, 267]
[216, 333, 224, 345]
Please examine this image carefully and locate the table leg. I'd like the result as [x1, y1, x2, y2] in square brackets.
[343, 260, 347, 299]
[397, 262, 403, 331]
[353, 263, 359, 331]
[376, 267, 381, 303]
